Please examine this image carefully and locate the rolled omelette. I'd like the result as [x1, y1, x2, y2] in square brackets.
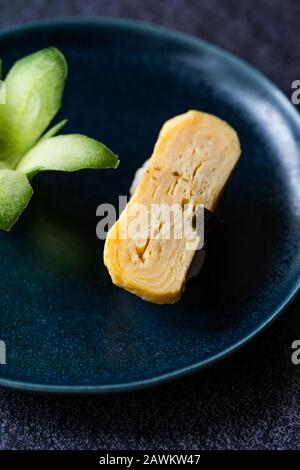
[104, 110, 241, 304]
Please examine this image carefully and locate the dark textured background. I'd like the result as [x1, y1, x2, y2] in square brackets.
[0, 0, 300, 450]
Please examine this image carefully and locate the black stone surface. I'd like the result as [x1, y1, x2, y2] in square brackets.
[0, 0, 300, 450]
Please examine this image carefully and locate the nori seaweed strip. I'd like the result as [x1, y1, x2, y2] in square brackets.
[203, 207, 223, 242]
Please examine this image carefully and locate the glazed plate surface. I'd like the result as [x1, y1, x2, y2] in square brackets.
[0, 18, 300, 393]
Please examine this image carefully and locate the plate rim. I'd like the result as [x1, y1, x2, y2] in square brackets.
[0, 16, 300, 394]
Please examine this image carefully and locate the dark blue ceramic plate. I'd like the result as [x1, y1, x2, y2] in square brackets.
[0, 18, 300, 393]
